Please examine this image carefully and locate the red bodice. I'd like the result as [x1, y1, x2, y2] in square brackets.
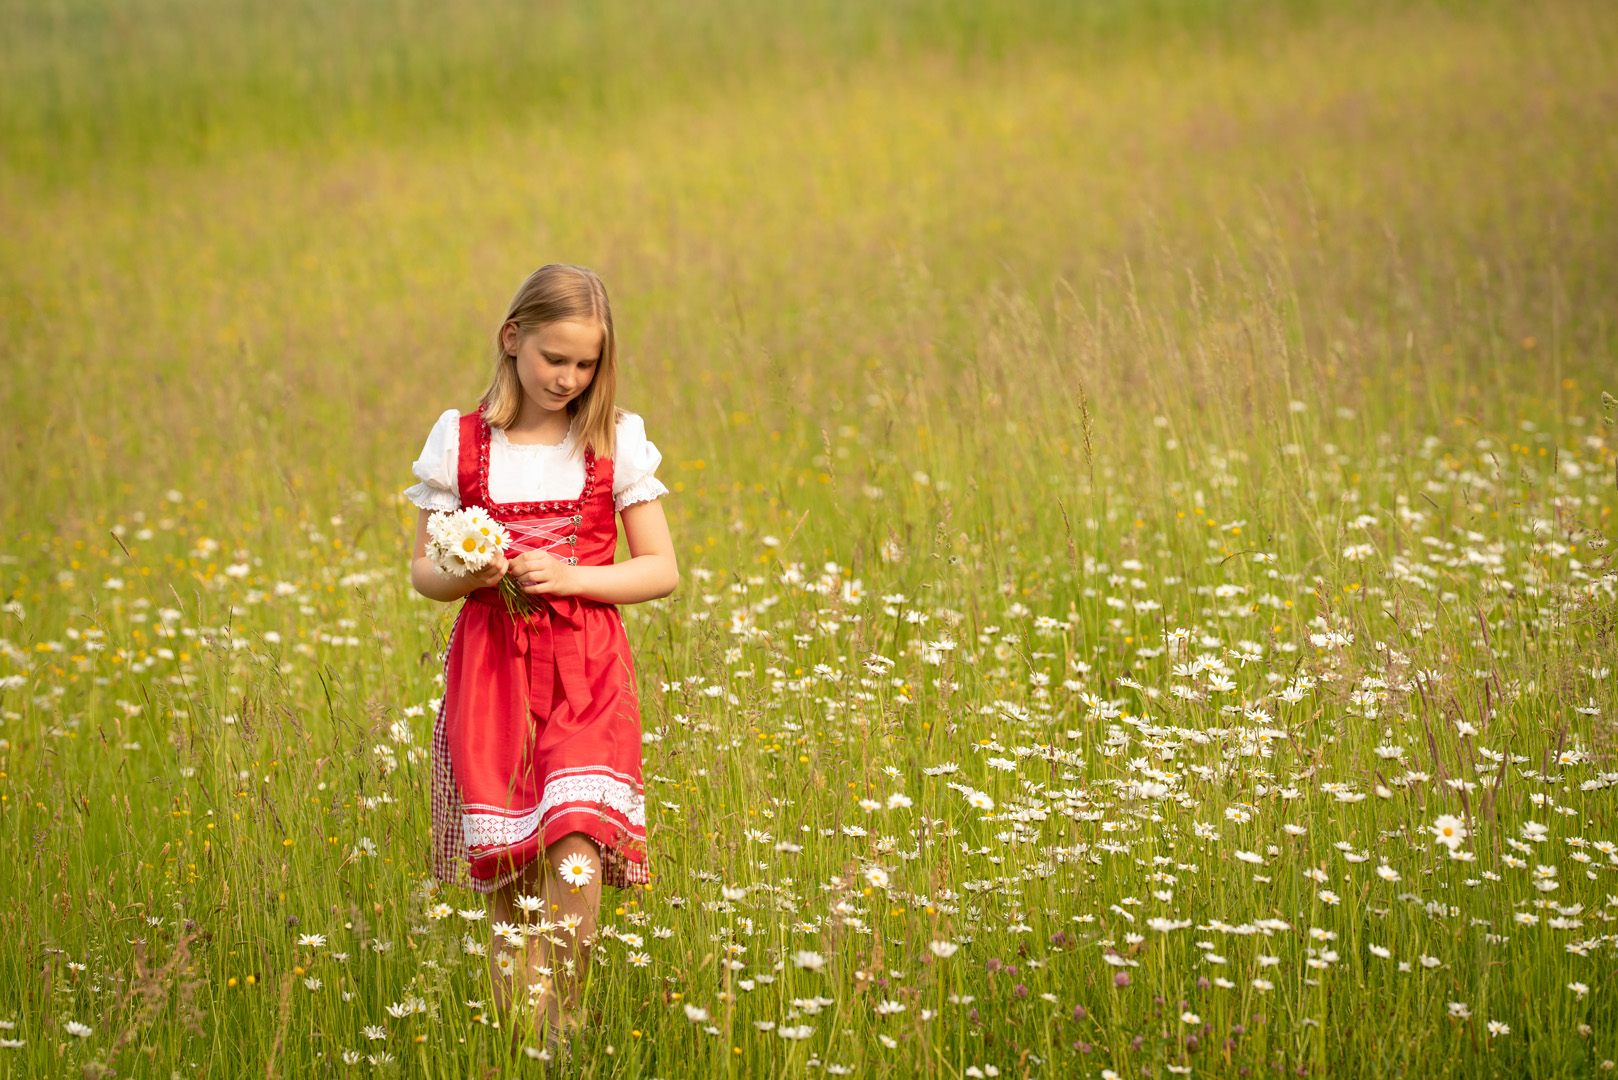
[454, 410, 618, 568]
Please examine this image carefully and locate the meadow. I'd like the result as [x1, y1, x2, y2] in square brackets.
[1, 0, 1616, 1076]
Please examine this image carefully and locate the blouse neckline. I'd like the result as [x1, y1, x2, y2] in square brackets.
[491, 421, 575, 452]
[467, 412, 601, 517]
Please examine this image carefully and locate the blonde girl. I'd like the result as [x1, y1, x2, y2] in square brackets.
[404, 264, 677, 1040]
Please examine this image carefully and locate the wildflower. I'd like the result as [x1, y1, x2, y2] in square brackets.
[1432, 815, 1467, 850]
[793, 951, 828, 973]
[1568, 982, 1589, 999]
[1488, 1020, 1510, 1037]
[929, 940, 959, 959]
[557, 852, 596, 888]
[683, 1004, 710, 1023]
[363, 1026, 387, 1042]
[779, 1025, 814, 1040]
[303, 977, 322, 991]
[63, 1021, 92, 1039]
[297, 933, 327, 948]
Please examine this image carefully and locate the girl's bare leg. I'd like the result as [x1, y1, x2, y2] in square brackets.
[537, 832, 604, 1033]
[486, 868, 542, 1028]
[483, 835, 604, 1046]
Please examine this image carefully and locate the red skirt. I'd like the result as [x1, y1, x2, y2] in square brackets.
[430, 588, 649, 891]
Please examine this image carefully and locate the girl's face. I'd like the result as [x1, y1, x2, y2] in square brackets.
[503, 319, 602, 415]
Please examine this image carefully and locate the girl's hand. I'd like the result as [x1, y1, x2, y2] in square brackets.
[507, 549, 579, 598]
[468, 551, 510, 592]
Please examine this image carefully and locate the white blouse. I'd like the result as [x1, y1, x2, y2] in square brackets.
[403, 409, 670, 514]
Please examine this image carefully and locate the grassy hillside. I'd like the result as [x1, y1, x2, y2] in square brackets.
[1, 0, 1361, 177]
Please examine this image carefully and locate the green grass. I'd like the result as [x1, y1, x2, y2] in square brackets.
[0, 0, 1388, 179]
[1, 0, 1616, 1076]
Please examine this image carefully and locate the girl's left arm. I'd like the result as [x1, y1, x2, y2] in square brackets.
[510, 499, 678, 605]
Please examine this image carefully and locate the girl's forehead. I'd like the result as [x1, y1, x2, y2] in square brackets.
[528, 318, 604, 357]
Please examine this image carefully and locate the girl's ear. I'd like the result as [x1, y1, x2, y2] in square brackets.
[500, 320, 521, 357]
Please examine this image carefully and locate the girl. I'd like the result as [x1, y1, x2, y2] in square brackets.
[404, 264, 678, 1041]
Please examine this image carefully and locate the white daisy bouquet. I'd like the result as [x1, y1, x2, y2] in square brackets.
[425, 507, 529, 614]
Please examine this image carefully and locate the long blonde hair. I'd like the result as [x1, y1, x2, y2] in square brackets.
[479, 264, 618, 460]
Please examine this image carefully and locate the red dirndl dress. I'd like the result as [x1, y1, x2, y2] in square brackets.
[430, 410, 650, 892]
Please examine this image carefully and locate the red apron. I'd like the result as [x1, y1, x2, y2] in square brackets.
[430, 410, 649, 891]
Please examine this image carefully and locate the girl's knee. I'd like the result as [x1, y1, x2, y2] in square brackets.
[546, 832, 596, 859]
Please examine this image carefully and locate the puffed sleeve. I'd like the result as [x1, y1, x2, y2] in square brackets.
[613, 411, 670, 513]
[403, 409, 461, 511]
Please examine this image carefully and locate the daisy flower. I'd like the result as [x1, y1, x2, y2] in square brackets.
[1432, 815, 1466, 851]
[556, 852, 596, 888]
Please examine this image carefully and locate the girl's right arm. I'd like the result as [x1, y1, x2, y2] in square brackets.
[409, 509, 508, 602]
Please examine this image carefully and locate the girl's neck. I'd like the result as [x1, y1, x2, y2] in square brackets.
[502, 403, 573, 447]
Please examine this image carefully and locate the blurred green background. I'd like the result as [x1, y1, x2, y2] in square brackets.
[2, 0, 1612, 544]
